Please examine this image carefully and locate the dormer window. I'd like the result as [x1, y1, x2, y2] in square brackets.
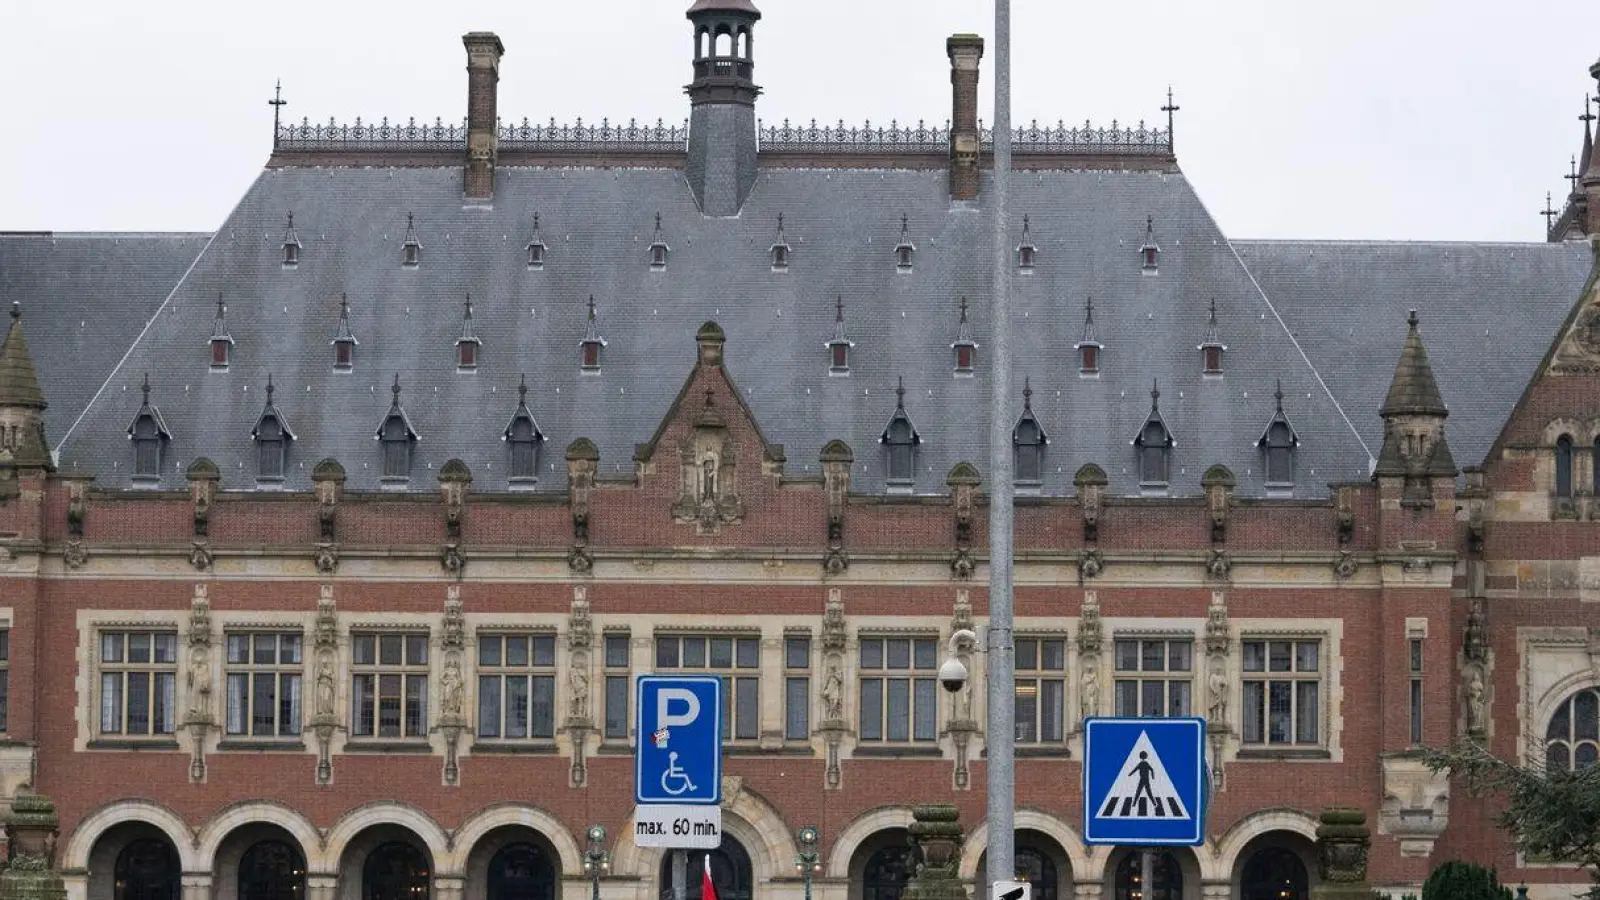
[332, 294, 357, 371]
[1017, 215, 1036, 272]
[252, 375, 296, 484]
[1139, 215, 1160, 275]
[376, 375, 418, 484]
[457, 296, 480, 371]
[1556, 434, 1575, 499]
[826, 296, 854, 375]
[209, 296, 233, 370]
[649, 212, 670, 271]
[1133, 381, 1173, 489]
[1203, 345, 1223, 374]
[281, 211, 301, 268]
[1200, 299, 1227, 376]
[401, 212, 421, 268]
[880, 378, 921, 491]
[1076, 298, 1102, 375]
[503, 375, 545, 486]
[951, 297, 976, 375]
[580, 296, 606, 372]
[526, 213, 546, 270]
[770, 213, 791, 272]
[127, 374, 170, 483]
[1012, 380, 1048, 488]
[894, 213, 915, 272]
[1258, 383, 1300, 491]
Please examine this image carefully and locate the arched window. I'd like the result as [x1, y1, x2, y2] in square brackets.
[488, 843, 555, 900]
[1137, 420, 1171, 486]
[115, 838, 180, 900]
[1015, 420, 1044, 484]
[862, 843, 919, 900]
[1264, 421, 1295, 485]
[1546, 686, 1600, 772]
[133, 415, 163, 479]
[1239, 847, 1308, 900]
[381, 416, 411, 479]
[886, 420, 914, 484]
[658, 840, 752, 900]
[1114, 852, 1181, 900]
[362, 842, 430, 900]
[508, 418, 539, 481]
[714, 29, 733, 58]
[1014, 847, 1058, 900]
[238, 840, 306, 900]
[257, 417, 286, 480]
[1556, 435, 1575, 498]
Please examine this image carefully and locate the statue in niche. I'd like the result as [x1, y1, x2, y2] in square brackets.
[315, 651, 337, 719]
[187, 645, 212, 718]
[1080, 660, 1100, 719]
[821, 662, 844, 721]
[1207, 665, 1228, 724]
[1465, 667, 1487, 734]
[569, 661, 590, 719]
[441, 655, 465, 717]
[701, 458, 717, 500]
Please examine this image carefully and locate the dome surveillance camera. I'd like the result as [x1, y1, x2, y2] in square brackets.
[938, 656, 968, 693]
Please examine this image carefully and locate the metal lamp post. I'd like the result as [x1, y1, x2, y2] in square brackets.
[583, 824, 610, 900]
[794, 826, 822, 900]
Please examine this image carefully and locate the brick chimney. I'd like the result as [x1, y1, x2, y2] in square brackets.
[462, 32, 505, 203]
[947, 34, 985, 201]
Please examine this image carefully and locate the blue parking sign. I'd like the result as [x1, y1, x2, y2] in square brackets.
[1083, 717, 1206, 846]
[635, 676, 722, 805]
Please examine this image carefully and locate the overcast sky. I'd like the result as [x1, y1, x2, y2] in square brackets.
[3, 0, 1597, 241]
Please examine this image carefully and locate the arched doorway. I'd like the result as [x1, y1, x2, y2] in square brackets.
[975, 831, 1068, 900]
[861, 842, 918, 900]
[657, 838, 753, 900]
[116, 838, 181, 900]
[1112, 851, 1181, 900]
[1239, 847, 1308, 900]
[488, 844, 556, 900]
[363, 842, 431, 900]
[239, 840, 307, 900]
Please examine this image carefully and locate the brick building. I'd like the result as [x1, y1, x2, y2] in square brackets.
[3, 3, 1600, 899]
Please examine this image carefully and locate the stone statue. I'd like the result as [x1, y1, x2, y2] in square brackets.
[701, 458, 717, 500]
[441, 656, 465, 717]
[1080, 660, 1100, 719]
[1465, 667, 1486, 734]
[821, 662, 844, 721]
[569, 662, 590, 719]
[315, 651, 337, 719]
[1207, 665, 1228, 724]
[187, 645, 211, 717]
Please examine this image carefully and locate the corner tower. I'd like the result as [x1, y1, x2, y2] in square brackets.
[685, 0, 762, 216]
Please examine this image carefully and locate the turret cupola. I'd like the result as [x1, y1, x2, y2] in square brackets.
[685, 0, 762, 216]
[0, 302, 52, 475]
[1375, 310, 1456, 506]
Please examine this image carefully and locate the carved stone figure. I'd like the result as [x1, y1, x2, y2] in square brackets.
[821, 663, 844, 721]
[187, 644, 212, 718]
[569, 662, 590, 719]
[1207, 666, 1228, 724]
[1080, 660, 1100, 719]
[441, 656, 465, 717]
[1465, 667, 1487, 735]
[1079, 549, 1103, 580]
[315, 651, 337, 720]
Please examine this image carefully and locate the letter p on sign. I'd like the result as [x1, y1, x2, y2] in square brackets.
[658, 687, 701, 730]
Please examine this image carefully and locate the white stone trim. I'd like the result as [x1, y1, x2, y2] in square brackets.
[958, 808, 1099, 884]
[62, 798, 199, 871]
[74, 609, 186, 753]
[321, 801, 451, 875]
[1203, 807, 1319, 882]
[193, 800, 326, 873]
[446, 803, 581, 876]
[824, 806, 914, 879]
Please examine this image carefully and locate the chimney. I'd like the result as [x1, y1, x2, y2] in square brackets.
[947, 34, 985, 201]
[462, 32, 505, 203]
[685, 0, 763, 216]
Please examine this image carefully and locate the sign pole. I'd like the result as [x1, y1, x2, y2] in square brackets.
[1140, 850, 1154, 899]
[672, 849, 687, 900]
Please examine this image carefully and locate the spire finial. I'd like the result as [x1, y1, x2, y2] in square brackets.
[1208, 297, 1217, 321]
[142, 372, 151, 403]
[1086, 296, 1094, 319]
[1161, 85, 1179, 149]
[1568, 155, 1582, 194]
[895, 376, 906, 408]
[1543, 192, 1559, 231]
[587, 295, 597, 321]
[654, 211, 663, 235]
[9, 301, 18, 322]
[835, 295, 844, 322]
[900, 213, 908, 236]
[464, 293, 473, 319]
[392, 372, 401, 401]
[1146, 214, 1154, 235]
[1407, 309, 1420, 331]
[1150, 378, 1161, 409]
[340, 292, 349, 315]
[216, 294, 225, 317]
[269, 79, 287, 142]
[532, 212, 541, 232]
[777, 212, 785, 235]
[286, 211, 294, 229]
[518, 373, 528, 401]
[266, 373, 275, 404]
[1275, 378, 1284, 410]
[959, 296, 969, 322]
[407, 211, 415, 229]
[1022, 376, 1033, 408]
[1022, 213, 1030, 235]
[1583, 94, 1597, 128]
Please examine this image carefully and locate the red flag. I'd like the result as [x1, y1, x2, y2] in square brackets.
[702, 855, 719, 900]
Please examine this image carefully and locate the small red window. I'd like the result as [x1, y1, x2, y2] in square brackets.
[459, 342, 476, 368]
[1143, 247, 1158, 268]
[582, 342, 600, 368]
[1019, 246, 1035, 268]
[1204, 346, 1222, 374]
[1080, 345, 1098, 372]
[955, 345, 973, 371]
[831, 344, 848, 370]
[211, 339, 229, 367]
[335, 342, 352, 368]
[896, 246, 913, 268]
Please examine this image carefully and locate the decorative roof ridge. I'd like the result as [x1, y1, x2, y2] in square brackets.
[757, 117, 1172, 155]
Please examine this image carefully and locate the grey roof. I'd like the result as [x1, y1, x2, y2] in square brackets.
[1232, 239, 1596, 470]
[0, 232, 209, 441]
[37, 164, 1594, 498]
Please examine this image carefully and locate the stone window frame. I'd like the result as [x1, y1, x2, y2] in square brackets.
[651, 631, 763, 744]
[782, 631, 812, 743]
[855, 634, 941, 745]
[1513, 626, 1600, 868]
[1111, 634, 1194, 717]
[601, 628, 632, 745]
[348, 629, 432, 741]
[75, 611, 187, 751]
[1239, 637, 1323, 747]
[1224, 620, 1344, 763]
[96, 629, 181, 739]
[210, 610, 316, 754]
[1013, 634, 1069, 745]
[1539, 418, 1598, 520]
[473, 630, 560, 743]
[222, 630, 305, 740]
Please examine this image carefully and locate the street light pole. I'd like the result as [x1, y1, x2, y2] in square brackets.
[583, 824, 610, 900]
[985, 0, 1016, 896]
[794, 826, 822, 900]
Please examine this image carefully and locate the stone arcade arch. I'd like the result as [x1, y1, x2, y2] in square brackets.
[196, 802, 326, 882]
[823, 808, 914, 881]
[846, 829, 918, 900]
[959, 810, 1095, 889]
[971, 830, 1070, 900]
[326, 808, 446, 900]
[1205, 808, 1320, 883]
[1102, 846, 1201, 900]
[65, 800, 199, 873]
[654, 839, 753, 900]
[447, 805, 582, 879]
[208, 821, 312, 900]
[610, 779, 797, 899]
[85, 824, 186, 900]
[457, 823, 565, 900]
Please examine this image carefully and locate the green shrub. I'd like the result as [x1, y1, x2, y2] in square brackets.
[1421, 861, 1513, 900]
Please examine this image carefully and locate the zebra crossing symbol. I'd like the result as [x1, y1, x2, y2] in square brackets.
[1097, 731, 1190, 820]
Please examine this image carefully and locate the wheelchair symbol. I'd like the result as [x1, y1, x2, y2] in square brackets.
[661, 752, 698, 796]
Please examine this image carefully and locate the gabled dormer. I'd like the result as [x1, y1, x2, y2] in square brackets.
[456, 295, 481, 371]
[332, 293, 357, 371]
[1012, 378, 1048, 490]
[1257, 381, 1300, 494]
[826, 296, 854, 375]
[770, 213, 791, 272]
[894, 214, 915, 272]
[1199, 299, 1227, 376]
[209, 295, 233, 370]
[649, 212, 670, 271]
[526, 213, 547, 270]
[281, 211, 302, 268]
[251, 374, 297, 484]
[951, 297, 977, 375]
[502, 374, 545, 487]
[580, 296, 606, 372]
[879, 377, 921, 492]
[1139, 215, 1161, 274]
[1133, 380, 1174, 492]
[376, 374, 419, 486]
[1075, 298, 1102, 375]
[1017, 214, 1036, 272]
[127, 373, 171, 484]
[401, 212, 422, 268]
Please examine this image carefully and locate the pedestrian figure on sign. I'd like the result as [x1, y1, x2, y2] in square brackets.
[1130, 751, 1158, 807]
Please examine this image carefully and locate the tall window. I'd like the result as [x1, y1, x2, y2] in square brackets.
[885, 420, 915, 486]
[1015, 638, 1067, 743]
[1545, 686, 1600, 772]
[785, 636, 811, 741]
[1556, 435, 1575, 498]
[1264, 422, 1295, 486]
[257, 418, 287, 481]
[99, 631, 178, 736]
[225, 632, 303, 737]
[1241, 640, 1320, 745]
[656, 635, 760, 741]
[1015, 420, 1045, 485]
[508, 417, 540, 481]
[1113, 638, 1191, 717]
[477, 633, 557, 740]
[858, 637, 938, 742]
[351, 633, 429, 739]
[0, 630, 8, 733]
[1137, 421, 1171, 486]
[1409, 639, 1424, 745]
[380, 416, 411, 479]
[238, 840, 306, 900]
[603, 634, 630, 741]
[132, 415, 163, 480]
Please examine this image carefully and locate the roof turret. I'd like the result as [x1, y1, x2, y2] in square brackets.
[687, 0, 761, 16]
[0, 302, 46, 410]
[1379, 310, 1448, 418]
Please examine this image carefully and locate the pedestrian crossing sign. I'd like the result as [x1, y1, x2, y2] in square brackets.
[1083, 717, 1206, 846]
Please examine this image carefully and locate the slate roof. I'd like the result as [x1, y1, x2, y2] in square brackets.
[0, 232, 210, 442]
[1231, 239, 1596, 471]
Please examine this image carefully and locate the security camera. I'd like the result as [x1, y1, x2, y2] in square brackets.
[938, 656, 969, 694]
